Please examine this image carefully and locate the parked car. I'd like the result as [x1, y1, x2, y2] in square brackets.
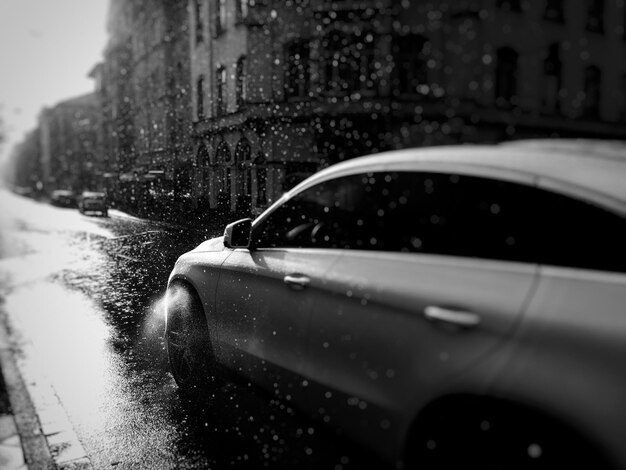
[50, 189, 76, 207]
[13, 186, 34, 197]
[165, 141, 626, 469]
[77, 191, 108, 216]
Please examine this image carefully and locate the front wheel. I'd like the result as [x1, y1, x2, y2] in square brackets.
[165, 284, 219, 394]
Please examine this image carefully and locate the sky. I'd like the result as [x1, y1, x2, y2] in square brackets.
[0, 0, 110, 166]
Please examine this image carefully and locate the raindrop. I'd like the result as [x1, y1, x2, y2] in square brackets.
[528, 443, 542, 459]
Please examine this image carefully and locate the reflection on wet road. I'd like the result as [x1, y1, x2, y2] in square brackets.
[0, 190, 385, 469]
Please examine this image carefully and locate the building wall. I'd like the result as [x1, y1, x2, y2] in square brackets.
[38, 93, 100, 192]
[100, 0, 193, 214]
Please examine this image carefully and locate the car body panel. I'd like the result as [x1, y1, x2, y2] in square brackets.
[215, 247, 341, 395]
[481, 266, 626, 469]
[168, 249, 233, 365]
[303, 251, 538, 460]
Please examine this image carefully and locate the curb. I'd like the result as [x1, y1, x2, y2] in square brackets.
[0, 319, 93, 470]
[0, 325, 54, 470]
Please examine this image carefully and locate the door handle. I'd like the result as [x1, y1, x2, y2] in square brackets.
[424, 306, 481, 329]
[284, 274, 311, 290]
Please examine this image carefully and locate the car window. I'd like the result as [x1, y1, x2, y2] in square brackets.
[252, 171, 626, 273]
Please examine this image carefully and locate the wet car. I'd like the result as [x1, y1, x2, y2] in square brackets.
[77, 191, 108, 216]
[50, 189, 76, 207]
[165, 142, 626, 469]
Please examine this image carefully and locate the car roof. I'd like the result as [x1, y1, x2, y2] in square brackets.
[81, 191, 105, 197]
[52, 189, 74, 195]
[292, 140, 626, 209]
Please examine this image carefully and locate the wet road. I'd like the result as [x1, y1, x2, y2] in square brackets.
[0, 189, 386, 470]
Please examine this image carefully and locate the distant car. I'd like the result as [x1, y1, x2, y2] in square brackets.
[165, 141, 626, 469]
[77, 191, 108, 216]
[13, 186, 34, 197]
[50, 189, 76, 208]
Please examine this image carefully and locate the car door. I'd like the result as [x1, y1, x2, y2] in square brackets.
[482, 188, 626, 469]
[214, 182, 343, 395]
[300, 171, 544, 454]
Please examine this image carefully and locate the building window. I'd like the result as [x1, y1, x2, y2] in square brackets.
[285, 39, 310, 99]
[254, 152, 267, 207]
[583, 65, 601, 118]
[392, 34, 430, 96]
[194, 0, 204, 43]
[196, 76, 205, 120]
[495, 47, 519, 107]
[216, 142, 232, 210]
[197, 144, 211, 197]
[543, 43, 562, 114]
[544, 0, 564, 23]
[215, 0, 227, 36]
[236, 0, 248, 23]
[323, 30, 378, 96]
[235, 138, 252, 214]
[216, 65, 227, 115]
[497, 0, 522, 12]
[236, 56, 247, 109]
[621, 75, 626, 122]
[586, 0, 604, 33]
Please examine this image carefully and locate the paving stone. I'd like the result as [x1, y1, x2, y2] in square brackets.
[0, 434, 26, 469]
[58, 456, 93, 470]
[37, 407, 74, 437]
[47, 430, 87, 465]
[0, 414, 17, 441]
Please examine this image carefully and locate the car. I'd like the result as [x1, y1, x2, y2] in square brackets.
[13, 186, 34, 197]
[50, 189, 76, 207]
[164, 141, 626, 469]
[77, 191, 108, 216]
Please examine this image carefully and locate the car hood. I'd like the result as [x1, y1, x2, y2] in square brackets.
[190, 236, 225, 253]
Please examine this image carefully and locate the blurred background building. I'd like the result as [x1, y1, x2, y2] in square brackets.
[39, 93, 99, 193]
[4, 0, 626, 224]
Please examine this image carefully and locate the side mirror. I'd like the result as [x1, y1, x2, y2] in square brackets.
[223, 218, 252, 249]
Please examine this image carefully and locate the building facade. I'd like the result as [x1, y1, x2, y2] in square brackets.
[99, 0, 192, 215]
[4, 128, 43, 193]
[39, 93, 100, 193]
[188, 0, 626, 218]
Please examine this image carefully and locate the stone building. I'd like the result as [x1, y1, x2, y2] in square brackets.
[4, 128, 43, 193]
[39, 93, 100, 193]
[99, 0, 192, 215]
[188, 0, 626, 218]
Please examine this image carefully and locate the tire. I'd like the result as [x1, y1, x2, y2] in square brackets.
[165, 283, 219, 395]
[406, 397, 603, 470]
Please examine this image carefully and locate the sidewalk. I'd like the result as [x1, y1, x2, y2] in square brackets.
[0, 369, 26, 470]
[0, 325, 54, 470]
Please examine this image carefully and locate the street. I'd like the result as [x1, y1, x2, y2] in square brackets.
[0, 189, 384, 470]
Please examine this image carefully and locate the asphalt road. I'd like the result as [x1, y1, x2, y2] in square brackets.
[0, 189, 387, 470]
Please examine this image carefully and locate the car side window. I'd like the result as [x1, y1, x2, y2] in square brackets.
[252, 171, 626, 273]
[252, 176, 371, 249]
